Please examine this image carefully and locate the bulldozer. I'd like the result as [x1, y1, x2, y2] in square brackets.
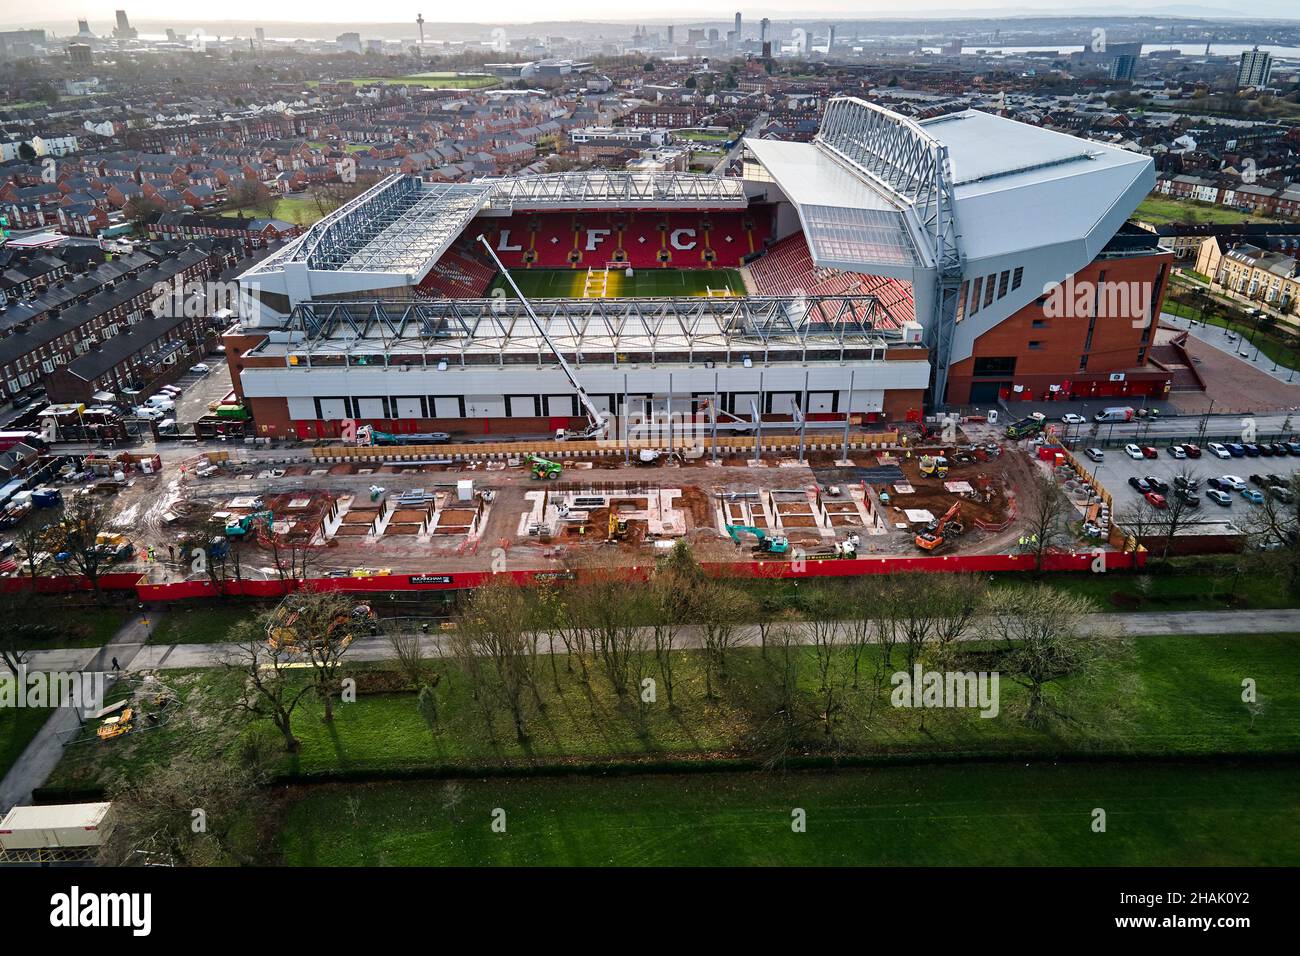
[526, 454, 563, 480]
[915, 502, 963, 552]
[725, 523, 791, 556]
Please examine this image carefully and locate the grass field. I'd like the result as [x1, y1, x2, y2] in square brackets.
[488, 267, 746, 299]
[8, 604, 131, 651]
[275, 762, 1300, 866]
[1136, 196, 1275, 226]
[0, 707, 51, 781]
[217, 197, 323, 227]
[45, 633, 1300, 790]
[309, 73, 498, 90]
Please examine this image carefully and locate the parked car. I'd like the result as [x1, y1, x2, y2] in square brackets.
[1124, 443, 1145, 460]
[1268, 442, 1288, 456]
[1167, 444, 1187, 459]
[1242, 489, 1265, 504]
[1141, 446, 1158, 459]
[1244, 443, 1261, 457]
[1144, 492, 1168, 509]
[1174, 475, 1200, 492]
[1220, 475, 1247, 491]
[1270, 486, 1296, 504]
[1258, 443, 1276, 457]
[190, 363, 210, 374]
[1286, 442, 1300, 455]
[1175, 488, 1200, 507]
[1250, 474, 1268, 487]
[1129, 477, 1153, 493]
[1144, 476, 1169, 494]
[1226, 443, 1246, 457]
[1183, 443, 1202, 459]
[1206, 489, 1232, 506]
[1084, 447, 1104, 463]
[1265, 474, 1288, 488]
[1208, 443, 1232, 459]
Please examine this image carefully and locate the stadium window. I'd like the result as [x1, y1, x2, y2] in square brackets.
[1137, 348, 1147, 364]
[984, 275, 996, 307]
[1032, 319, 1047, 328]
[955, 280, 968, 321]
[1078, 354, 1089, 372]
[973, 356, 1016, 376]
[1011, 266, 1024, 291]
[1027, 341, 1044, 350]
[969, 277, 983, 315]
[997, 271, 1010, 299]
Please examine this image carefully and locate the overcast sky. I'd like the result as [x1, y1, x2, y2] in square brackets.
[7, 2, 1297, 29]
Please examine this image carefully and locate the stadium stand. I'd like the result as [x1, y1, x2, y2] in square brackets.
[414, 242, 497, 299]
[474, 208, 772, 271]
[748, 232, 915, 330]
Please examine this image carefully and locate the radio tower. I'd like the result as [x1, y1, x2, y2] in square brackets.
[416, 12, 425, 47]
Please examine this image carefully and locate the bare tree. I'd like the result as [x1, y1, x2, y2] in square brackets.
[1148, 466, 1203, 561]
[1021, 472, 1072, 572]
[697, 582, 757, 698]
[100, 751, 269, 866]
[43, 496, 113, 604]
[1241, 474, 1300, 594]
[929, 573, 985, 668]
[388, 625, 431, 690]
[220, 618, 315, 752]
[270, 589, 368, 722]
[452, 578, 538, 743]
[979, 585, 1124, 726]
[800, 585, 846, 742]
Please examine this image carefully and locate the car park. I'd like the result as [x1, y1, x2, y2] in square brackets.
[1124, 443, 1144, 460]
[1208, 443, 1231, 459]
[1167, 444, 1187, 459]
[1206, 489, 1232, 506]
[1183, 443, 1202, 458]
[1242, 489, 1265, 504]
[1144, 492, 1168, 509]
[1084, 447, 1104, 463]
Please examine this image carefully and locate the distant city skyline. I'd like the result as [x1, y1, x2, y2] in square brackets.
[5, 3, 1300, 31]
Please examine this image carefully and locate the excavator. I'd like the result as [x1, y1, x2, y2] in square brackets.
[225, 510, 273, 539]
[607, 510, 629, 541]
[725, 523, 791, 556]
[526, 454, 563, 480]
[915, 502, 963, 552]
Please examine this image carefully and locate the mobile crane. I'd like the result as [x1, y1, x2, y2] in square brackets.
[725, 523, 791, 556]
[914, 502, 963, 552]
[477, 236, 609, 441]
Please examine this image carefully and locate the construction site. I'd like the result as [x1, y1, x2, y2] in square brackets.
[53, 411, 1067, 590]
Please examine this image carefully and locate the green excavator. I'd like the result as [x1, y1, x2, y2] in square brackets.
[725, 523, 791, 556]
[225, 510, 273, 539]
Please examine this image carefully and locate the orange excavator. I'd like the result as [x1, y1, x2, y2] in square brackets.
[915, 502, 964, 552]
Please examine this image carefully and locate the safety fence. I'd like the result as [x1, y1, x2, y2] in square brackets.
[3, 549, 1145, 603]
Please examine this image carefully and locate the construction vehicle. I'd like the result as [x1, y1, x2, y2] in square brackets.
[1005, 413, 1046, 440]
[915, 503, 964, 552]
[803, 534, 861, 560]
[526, 454, 563, 480]
[725, 523, 791, 556]
[919, 455, 949, 479]
[478, 236, 609, 441]
[356, 425, 450, 446]
[225, 510, 273, 538]
[607, 510, 629, 540]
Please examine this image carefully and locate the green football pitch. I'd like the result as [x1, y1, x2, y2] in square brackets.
[487, 268, 746, 299]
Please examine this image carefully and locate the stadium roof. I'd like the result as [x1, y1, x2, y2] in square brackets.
[255, 294, 896, 364]
[743, 101, 1153, 277]
[242, 171, 749, 302]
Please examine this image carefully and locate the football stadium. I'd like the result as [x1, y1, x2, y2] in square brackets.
[231, 97, 1172, 441]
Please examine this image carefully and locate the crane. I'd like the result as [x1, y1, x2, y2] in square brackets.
[477, 235, 609, 440]
[725, 523, 790, 555]
[914, 503, 963, 552]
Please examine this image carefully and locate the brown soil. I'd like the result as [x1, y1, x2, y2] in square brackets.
[678, 486, 714, 527]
